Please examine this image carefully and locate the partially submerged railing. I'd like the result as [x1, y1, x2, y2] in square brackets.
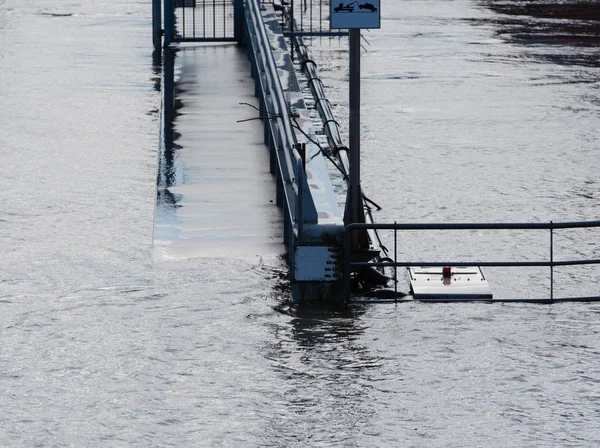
[245, 0, 318, 245]
[343, 220, 600, 302]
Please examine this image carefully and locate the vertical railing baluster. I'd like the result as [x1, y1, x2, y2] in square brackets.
[164, 0, 175, 45]
[319, 0, 322, 34]
[291, 0, 295, 60]
[300, 0, 303, 33]
[310, 0, 313, 34]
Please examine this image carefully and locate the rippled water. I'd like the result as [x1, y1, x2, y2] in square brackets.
[1, 0, 600, 446]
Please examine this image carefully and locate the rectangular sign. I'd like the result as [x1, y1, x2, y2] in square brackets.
[330, 1, 380, 29]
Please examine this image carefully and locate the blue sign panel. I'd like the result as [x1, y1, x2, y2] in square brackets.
[330, 1, 380, 29]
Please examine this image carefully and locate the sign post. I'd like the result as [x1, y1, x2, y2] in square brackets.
[348, 28, 363, 246]
[331, 1, 380, 249]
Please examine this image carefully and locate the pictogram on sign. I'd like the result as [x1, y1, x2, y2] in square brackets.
[330, 1, 380, 29]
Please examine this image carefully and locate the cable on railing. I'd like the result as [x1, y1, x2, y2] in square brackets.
[246, 0, 316, 234]
[284, 14, 389, 274]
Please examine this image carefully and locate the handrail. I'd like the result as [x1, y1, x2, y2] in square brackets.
[284, 10, 350, 179]
[245, 0, 315, 235]
[346, 221, 600, 230]
[343, 220, 600, 301]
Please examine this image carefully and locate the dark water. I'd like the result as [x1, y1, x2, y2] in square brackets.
[1, 0, 600, 446]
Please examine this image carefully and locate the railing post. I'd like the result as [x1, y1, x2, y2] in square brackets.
[394, 221, 398, 301]
[343, 226, 351, 302]
[550, 221, 554, 300]
[234, 0, 244, 44]
[296, 155, 303, 235]
[153, 0, 162, 50]
[163, 0, 174, 46]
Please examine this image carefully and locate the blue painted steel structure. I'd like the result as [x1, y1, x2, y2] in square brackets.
[244, 0, 346, 300]
[153, 0, 162, 50]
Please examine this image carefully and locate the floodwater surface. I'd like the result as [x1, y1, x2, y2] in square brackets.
[1, 0, 600, 446]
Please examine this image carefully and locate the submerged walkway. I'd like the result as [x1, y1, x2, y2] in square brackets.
[154, 44, 283, 261]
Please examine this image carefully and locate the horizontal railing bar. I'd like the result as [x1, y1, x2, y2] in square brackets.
[350, 259, 600, 268]
[548, 259, 600, 267]
[175, 38, 237, 42]
[283, 31, 348, 37]
[346, 220, 600, 231]
[246, 0, 307, 232]
[349, 296, 600, 304]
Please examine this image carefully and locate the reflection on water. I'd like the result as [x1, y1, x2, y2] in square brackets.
[280, 302, 366, 346]
[157, 47, 178, 193]
[475, 0, 600, 66]
[152, 48, 162, 92]
[478, 0, 600, 22]
[264, 302, 382, 445]
[155, 47, 186, 237]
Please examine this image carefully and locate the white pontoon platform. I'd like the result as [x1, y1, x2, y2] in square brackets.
[408, 266, 493, 300]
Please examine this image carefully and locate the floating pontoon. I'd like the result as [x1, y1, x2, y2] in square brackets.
[408, 266, 492, 300]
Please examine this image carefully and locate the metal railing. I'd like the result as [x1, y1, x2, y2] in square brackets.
[283, 0, 348, 37]
[343, 220, 600, 302]
[163, 0, 242, 44]
[245, 0, 318, 242]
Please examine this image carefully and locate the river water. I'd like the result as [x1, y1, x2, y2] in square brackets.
[1, 0, 600, 446]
